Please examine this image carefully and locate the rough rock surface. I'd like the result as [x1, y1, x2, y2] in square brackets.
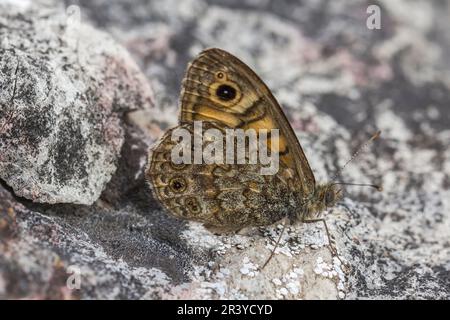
[1, 0, 450, 299]
[0, 3, 154, 205]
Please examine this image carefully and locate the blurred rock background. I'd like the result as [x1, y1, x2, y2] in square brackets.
[0, 0, 449, 299]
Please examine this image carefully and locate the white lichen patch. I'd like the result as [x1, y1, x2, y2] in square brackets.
[262, 222, 331, 261]
[272, 278, 282, 286]
[273, 265, 305, 298]
[239, 257, 259, 278]
[181, 223, 224, 252]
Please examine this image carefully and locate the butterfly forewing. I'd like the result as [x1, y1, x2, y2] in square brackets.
[179, 48, 316, 195]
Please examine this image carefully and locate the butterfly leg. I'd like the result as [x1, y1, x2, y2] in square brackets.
[301, 218, 348, 271]
[260, 217, 289, 270]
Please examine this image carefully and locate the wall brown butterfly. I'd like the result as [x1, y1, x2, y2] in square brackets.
[145, 48, 381, 268]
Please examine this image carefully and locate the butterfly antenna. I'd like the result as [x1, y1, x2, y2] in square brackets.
[261, 217, 288, 270]
[332, 182, 382, 191]
[331, 130, 381, 183]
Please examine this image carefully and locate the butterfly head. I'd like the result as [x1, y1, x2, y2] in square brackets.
[324, 184, 343, 208]
[318, 183, 343, 209]
[301, 184, 342, 219]
[301, 129, 383, 218]
[303, 181, 382, 219]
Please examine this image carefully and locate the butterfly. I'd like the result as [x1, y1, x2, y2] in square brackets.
[145, 48, 380, 267]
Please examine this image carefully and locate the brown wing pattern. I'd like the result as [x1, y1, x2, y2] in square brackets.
[146, 123, 297, 232]
[179, 48, 315, 194]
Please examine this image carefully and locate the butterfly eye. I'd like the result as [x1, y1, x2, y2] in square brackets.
[325, 190, 334, 205]
[169, 177, 187, 193]
[216, 84, 237, 101]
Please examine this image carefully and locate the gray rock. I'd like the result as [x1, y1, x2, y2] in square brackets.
[0, 0, 449, 299]
[0, 3, 154, 205]
[0, 184, 172, 299]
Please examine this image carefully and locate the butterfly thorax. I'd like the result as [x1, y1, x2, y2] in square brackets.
[295, 183, 342, 221]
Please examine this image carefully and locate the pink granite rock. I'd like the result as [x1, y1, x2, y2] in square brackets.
[0, 4, 154, 205]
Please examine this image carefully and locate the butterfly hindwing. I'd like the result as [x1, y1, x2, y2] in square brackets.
[146, 123, 297, 232]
